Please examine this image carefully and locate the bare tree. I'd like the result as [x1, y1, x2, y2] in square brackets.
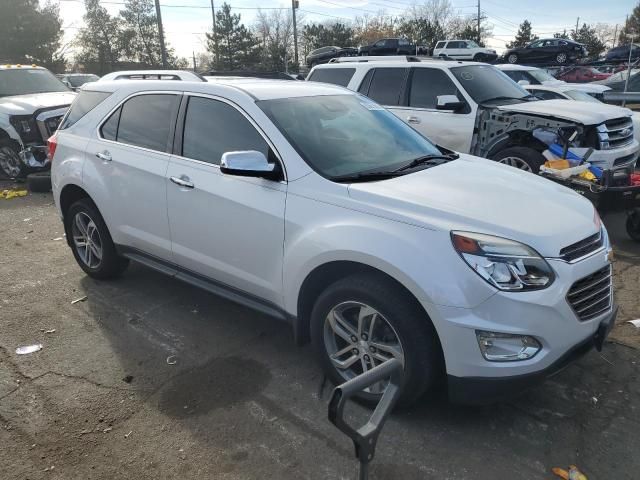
[255, 9, 299, 71]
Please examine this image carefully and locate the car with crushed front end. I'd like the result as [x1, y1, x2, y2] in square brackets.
[51, 78, 616, 406]
[0, 64, 75, 179]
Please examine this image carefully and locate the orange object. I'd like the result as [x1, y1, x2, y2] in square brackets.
[545, 159, 571, 170]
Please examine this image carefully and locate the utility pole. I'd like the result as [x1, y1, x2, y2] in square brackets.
[192, 51, 197, 71]
[292, 0, 299, 70]
[575, 17, 579, 37]
[210, 0, 219, 69]
[613, 24, 618, 48]
[154, 0, 168, 68]
[477, 0, 481, 44]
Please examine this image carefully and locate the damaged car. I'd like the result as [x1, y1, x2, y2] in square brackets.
[308, 59, 638, 173]
[0, 64, 75, 179]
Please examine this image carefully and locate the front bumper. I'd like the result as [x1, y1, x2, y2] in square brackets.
[584, 139, 639, 170]
[448, 305, 616, 404]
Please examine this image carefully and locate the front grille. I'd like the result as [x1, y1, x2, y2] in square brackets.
[613, 153, 637, 167]
[567, 265, 612, 321]
[559, 230, 604, 262]
[597, 117, 634, 150]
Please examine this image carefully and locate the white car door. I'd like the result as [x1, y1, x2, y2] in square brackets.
[165, 94, 286, 306]
[387, 67, 477, 153]
[90, 92, 180, 260]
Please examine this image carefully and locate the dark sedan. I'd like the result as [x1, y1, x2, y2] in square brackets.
[306, 46, 358, 68]
[605, 43, 640, 62]
[504, 38, 587, 65]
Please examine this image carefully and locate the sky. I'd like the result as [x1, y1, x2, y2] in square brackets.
[55, 0, 637, 60]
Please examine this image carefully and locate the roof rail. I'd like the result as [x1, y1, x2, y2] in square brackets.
[328, 55, 423, 63]
[98, 70, 206, 82]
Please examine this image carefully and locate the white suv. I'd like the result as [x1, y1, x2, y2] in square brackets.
[52, 79, 615, 405]
[433, 39, 497, 62]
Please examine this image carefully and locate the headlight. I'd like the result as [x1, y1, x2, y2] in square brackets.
[451, 231, 555, 291]
[9, 115, 39, 142]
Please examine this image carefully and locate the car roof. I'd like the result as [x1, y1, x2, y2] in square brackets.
[495, 64, 537, 71]
[87, 78, 351, 101]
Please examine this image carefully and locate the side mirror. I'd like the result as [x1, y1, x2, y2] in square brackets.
[517, 79, 530, 86]
[436, 94, 465, 112]
[220, 150, 278, 179]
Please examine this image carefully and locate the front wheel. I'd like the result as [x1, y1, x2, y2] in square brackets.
[507, 53, 518, 64]
[64, 198, 129, 279]
[310, 273, 442, 407]
[626, 212, 640, 242]
[0, 140, 25, 179]
[492, 146, 546, 173]
[473, 53, 484, 62]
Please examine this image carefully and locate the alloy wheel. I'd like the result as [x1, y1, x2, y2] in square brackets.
[507, 54, 518, 64]
[498, 156, 533, 172]
[0, 146, 22, 178]
[323, 301, 405, 394]
[72, 211, 103, 269]
[557, 53, 567, 63]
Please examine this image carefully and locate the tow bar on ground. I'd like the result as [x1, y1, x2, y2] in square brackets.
[328, 358, 403, 480]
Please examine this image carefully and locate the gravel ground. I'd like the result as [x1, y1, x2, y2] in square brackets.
[0, 181, 639, 480]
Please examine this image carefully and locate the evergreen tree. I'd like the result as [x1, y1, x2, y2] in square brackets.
[620, 1, 640, 44]
[396, 19, 445, 50]
[76, 0, 124, 74]
[572, 23, 606, 60]
[120, 0, 176, 67]
[507, 20, 537, 48]
[207, 4, 262, 71]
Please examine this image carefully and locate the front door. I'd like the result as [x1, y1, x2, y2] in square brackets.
[166, 95, 286, 305]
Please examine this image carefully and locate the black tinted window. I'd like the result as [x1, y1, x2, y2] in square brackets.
[100, 106, 120, 141]
[534, 90, 564, 100]
[308, 68, 355, 87]
[409, 68, 460, 109]
[367, 68, 407, 106]
[358, 70, 374, 94]
[59, 90, 111, 129]
[182, 97, 268, 165]
[116, 94, 179, 151]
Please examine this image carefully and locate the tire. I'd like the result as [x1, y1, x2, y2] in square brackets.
[507, 53, 518, 64]
[492, 146, 546, 173]
[310, 272, 442, 407]
[473, 53, 484, 62]
[26, 172, 51, 193]
[64, 198, 129, 279]
[0, 140, 26, 179]
[626, 212, 640, 242]
[556, 52, 568, 64]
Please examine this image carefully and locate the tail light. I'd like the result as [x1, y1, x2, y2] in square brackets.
[47, 133, 57, 162]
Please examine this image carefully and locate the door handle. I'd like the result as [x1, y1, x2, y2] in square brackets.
[170, 175, 195, 189]
[407, 116, 421, 124]
[96, 150, 112, 162]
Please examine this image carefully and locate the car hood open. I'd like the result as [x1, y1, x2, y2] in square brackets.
[347, 154, 599, 258]
[0, 91, 76, 114]
[495, 99, 631, 125]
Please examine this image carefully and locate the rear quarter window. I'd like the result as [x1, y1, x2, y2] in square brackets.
[435, 41, 446, 49]
[308, 68, 355, 87]
[59, 90, 111, 130]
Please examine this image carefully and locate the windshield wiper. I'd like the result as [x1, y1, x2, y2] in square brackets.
[332, 171, 405, 183]
[393, 153, 458, 172]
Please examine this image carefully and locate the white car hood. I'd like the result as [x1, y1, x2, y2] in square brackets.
[496, 99, 632, 125]
[347, 155, 598, 257]
[0, 91, 76, 114]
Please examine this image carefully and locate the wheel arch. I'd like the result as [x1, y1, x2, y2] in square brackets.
[487, 130, 548, 158]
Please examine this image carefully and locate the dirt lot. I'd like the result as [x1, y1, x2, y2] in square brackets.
[1, 182, 639, 480]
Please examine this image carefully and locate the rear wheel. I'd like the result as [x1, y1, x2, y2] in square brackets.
[0, 140, 25, 179]
[556, 52, 568, 64]
[507, 53, 518, 64]
[626, 212, 640, 242]
[64, 198, 129, 279]
[310, 273, 442, 407]
[492, 146, 546, 173]
[473, 53, 484, 62]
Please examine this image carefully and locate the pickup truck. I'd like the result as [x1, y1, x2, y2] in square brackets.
[308, 58, 639, 174]
[358, 38, 425, 56]
[0, 65, 75, 178]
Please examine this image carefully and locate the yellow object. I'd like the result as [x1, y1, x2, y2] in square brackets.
[545, 159, 571, 170]
[578, 170, 596, 181]
[0, 189, 28, 200]
[552, 466, 588, 480]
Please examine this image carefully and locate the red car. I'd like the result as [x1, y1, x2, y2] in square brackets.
[556, 66, 611, 83]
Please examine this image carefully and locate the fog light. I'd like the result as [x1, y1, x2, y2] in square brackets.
[476, 331, 541, 362]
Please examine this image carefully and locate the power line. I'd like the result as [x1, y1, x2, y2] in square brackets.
[57, 0, 289, 10]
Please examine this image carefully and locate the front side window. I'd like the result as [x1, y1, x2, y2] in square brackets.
[59, 90, 111, 130]
[259, 94, 442, 179]
[366, 68, 407, 106]
[451, 65, 530, 104]
[308, 68, 355, 87]
[435, 41, 445, 49]
[103, 94, 179, 152]
[409, 68, 462, 109]
[182, 96, 268, 165]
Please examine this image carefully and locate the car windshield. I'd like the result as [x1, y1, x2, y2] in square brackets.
[527, 69, 557, 83]
[451, 65, 531, 103]
[564, 90, 601, 103]
[68, 74, 99, 87]
[258, 94, 443, 179]
[0, 68, 69, 97]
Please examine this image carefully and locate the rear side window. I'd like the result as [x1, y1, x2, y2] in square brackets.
[101, 94, 179, 152]
[181, 97, 268, 165]
[308, 68, 355, 87]
[366, 68, 407, 106]
[409, 68, 461, 109]
[59, 90, 111, 130]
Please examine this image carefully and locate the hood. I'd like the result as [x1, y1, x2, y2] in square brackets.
[347, 155, 598, 257]
[0, 91, 76, 115]
[496, 99, 631, 125]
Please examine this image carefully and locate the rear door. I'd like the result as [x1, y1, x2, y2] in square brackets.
[165, 94, 286, 305]
[89, 92, 180, 260]
[358, 67, 408, 107]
